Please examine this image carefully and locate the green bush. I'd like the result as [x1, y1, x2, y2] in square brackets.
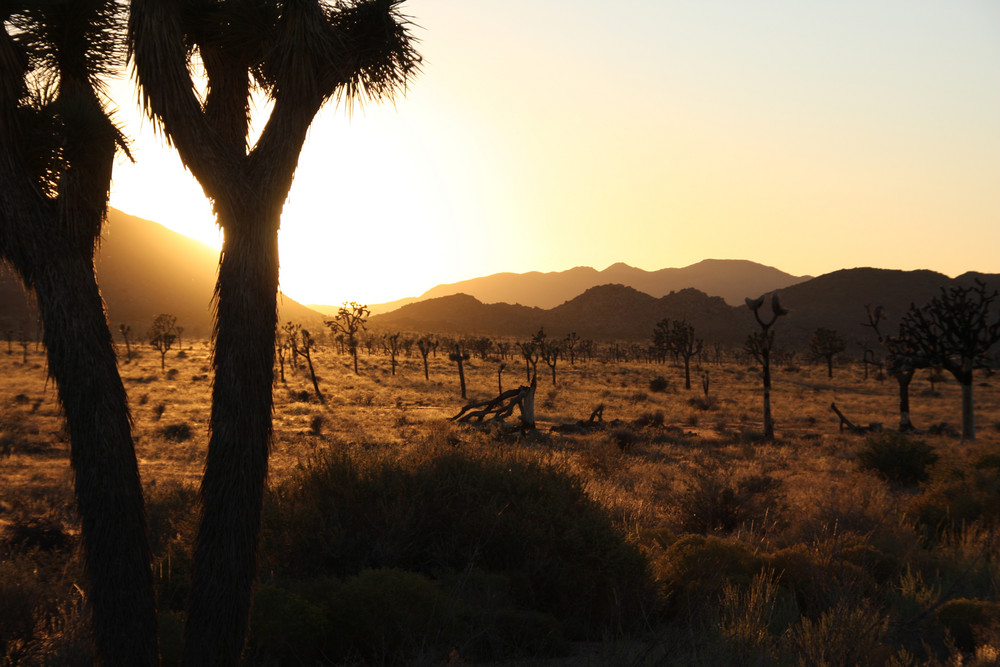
[260, 445, 651, 638]
[856, 432, 938, 486]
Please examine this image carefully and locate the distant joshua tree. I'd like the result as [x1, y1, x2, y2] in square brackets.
[385, 331, 402, 376]
[863, 304, 925, 432]
[148, 314, 178, 371]
[325, 302, 370, 375]
[298, 328, 324, 404]
[537, 331, 561, 385]
[745, 292, 790, 441]
[449, 344, 471, 399]
[416, 335, 436, 380]
[119, 324, 133, 363]
[900, 280, 1000, 441]
[808, 327, 846, 378]
[563, 332, 580, 365]
[653, 319, 703, 390]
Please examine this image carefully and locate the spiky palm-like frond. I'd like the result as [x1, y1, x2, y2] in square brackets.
[8, 0, 124, 90]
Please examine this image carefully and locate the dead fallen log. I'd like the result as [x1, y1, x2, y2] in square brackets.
[830, 402, 882, 434]
[451, 379, 536, 429]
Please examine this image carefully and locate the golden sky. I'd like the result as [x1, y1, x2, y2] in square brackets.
[108, 0, 1000, 307]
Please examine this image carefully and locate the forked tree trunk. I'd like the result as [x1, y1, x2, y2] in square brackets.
[32, 251, 158, 666]
[183, 215, 278, 666]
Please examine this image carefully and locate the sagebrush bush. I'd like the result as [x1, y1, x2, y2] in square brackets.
[649, 376, 668, 393]
[159, 422, 193, 443]
[259, 444, 651, 642]
[856, 431, 938, 486]
[662, 459, 784, 534]
[936, 598, 1000, 653]
[652, 534, 765, 619]
[908, 450, 1000, 539]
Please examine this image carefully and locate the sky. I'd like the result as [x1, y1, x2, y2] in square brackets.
[107, 0, 1000, 307]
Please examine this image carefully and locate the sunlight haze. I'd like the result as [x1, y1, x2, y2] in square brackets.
[107, 0, 1000, 308]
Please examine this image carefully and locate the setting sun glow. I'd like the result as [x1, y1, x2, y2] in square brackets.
[108, 0, 1000, 308]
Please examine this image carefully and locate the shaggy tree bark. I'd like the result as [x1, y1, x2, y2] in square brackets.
[128, 2, 418, 662]
[1, 9, 156, 664]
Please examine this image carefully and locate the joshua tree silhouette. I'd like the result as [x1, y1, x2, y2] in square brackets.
[128, 2, 419, 662]
[1, 4, 156, 663]
[744, 292, 789, 441]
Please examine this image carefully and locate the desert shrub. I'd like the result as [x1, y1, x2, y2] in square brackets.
[159, 422, 193, 443]
[908, 451, 1000, 538]
[260, 446, 651, 638]
[936, 598, 1000, 653]
[649, 376, 668, 393]
[633, 411, 664, 428]
[335, 568, 474, 663]
[610, 426, 641, 451]
[2, 516, 73, 553]
[165, 368, 178, 380]
[248, 584, 330, 664]
[663, 460, 784, 534]
[145, 483, 198, 613]
[783, 601, 890, 666]
[652, 534, 765, 619]
[308, 414, 324, 435]
[856, 432, 938, 486]
[688, 394, 719, 411]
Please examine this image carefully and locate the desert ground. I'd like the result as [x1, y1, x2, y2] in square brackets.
[2, 333, 999, 665]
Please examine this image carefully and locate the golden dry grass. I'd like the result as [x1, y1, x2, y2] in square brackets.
[2, 336, 1000, 664]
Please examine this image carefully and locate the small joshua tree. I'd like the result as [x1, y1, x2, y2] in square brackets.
[298, 328, 324, 404]
[539, 335, 561, 386]
[563, 332, 580, 365]
[325, 302, 369, 375]
[745, 292, 789, 441]
[416, 335, 435, 380]
[449, 344, 470, 399]
[148, 314, 178, 371]
[863, 304, 926, 432]
[901, 280, 1000, 441]
[808, 327, 847, 378]
[519, 339, 539, 384]
[118, 324, 133, 363]
[385, 332, 401, 376]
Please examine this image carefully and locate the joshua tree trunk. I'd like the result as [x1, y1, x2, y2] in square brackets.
[761, 346, 775, 441]
[183, 210, 279, 665]
[31, 251, 158, 665]
[960, 380, 975, 441]
[896, 371, 915, 432]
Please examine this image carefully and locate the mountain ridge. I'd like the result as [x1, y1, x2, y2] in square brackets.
[0, 209, 325, 336]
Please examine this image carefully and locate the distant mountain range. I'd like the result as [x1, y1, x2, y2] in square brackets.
[310, 259, 809, 315]
[0, 209, 323, 337]
[2, 210, 996, 351]
[369, 269, 1000, 349]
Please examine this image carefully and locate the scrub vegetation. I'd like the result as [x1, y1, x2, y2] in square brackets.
[2, 334, 999, 665]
